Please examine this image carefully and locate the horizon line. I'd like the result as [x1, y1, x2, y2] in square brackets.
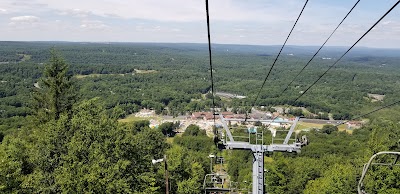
[1, 40, 400, 50]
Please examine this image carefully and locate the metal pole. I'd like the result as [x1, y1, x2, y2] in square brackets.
[164, 155, 169, 194]
[209, 154, 215, 173]
[358, 151, 400, 194]
[210, 157, 212, 173]
[252, 152, 264, 194]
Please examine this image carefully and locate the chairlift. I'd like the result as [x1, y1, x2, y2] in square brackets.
[203, 173, 234, 194]
[358, 151, 400, 194]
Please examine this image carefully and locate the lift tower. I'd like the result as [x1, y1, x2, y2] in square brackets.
[217, 114, 306, 194]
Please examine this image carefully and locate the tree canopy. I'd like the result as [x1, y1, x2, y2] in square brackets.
[1, 43, 400, 193]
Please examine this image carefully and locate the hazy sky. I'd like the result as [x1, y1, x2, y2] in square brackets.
[1, 0, 400, 48]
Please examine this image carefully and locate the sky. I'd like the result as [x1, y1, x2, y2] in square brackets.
[1, 0, 400, 48]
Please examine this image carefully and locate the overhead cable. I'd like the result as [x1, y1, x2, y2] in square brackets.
[250, 0, 309, 109]
[266, 0, 400, 128]
[293, 0, 400, 102]
[280, 0, 361, 95]
[205, 0, 216, 123]
[335, 99, 400, 127]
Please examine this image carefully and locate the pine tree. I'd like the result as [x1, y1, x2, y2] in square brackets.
[32, 49, 75, 122]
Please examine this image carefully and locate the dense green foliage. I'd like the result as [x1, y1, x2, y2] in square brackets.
[0, 52, 170, 193]
[0, 98, 170, 193]
[0, 42, 399, 193]
[159, 121, 180, 137]
[225, 120, 400, 193]
[1, 42, 400, 126]
[32, 49, 75, 122]
[182, 124, 206, 137]
[0, 52, 214, 193]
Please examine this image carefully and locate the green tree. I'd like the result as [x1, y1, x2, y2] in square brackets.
[332, 112, 351, 120]
[265, 153, 290, 193]
[288, 108, 303, 117]
[304, 163, 357, 194]
[132, 120, 150, 132]
[53, 98, 166, 193]
[368, 120, 400, 153]
[0, 98, 168, 193]
[177, 162, 204, 194]
[321, 124, 338, 135]
[159, 122, 177, 137]
[0, 133, 33, 193]
[363, 120, 400, 193]
[183, 124, 206, 136]
[177, 178, 201, 194]
[32, 49, 75, 122]
[174, 136, 214, 152]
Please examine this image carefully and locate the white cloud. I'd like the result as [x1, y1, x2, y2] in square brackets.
[59, 8, 91, 18]
[233, 28, 246, 32]
[0, 8, 7, 14]
[7, 15, 42, 31]
[382, 21, 392, 25]
[153, 26, 161, 31]
[1, 0, 400, 48]
[9, 15, 40, 27]
[0, 0, 48, 15]
[135, 25, 163, 32]
[80, 20, 109, 30]
[3, 0, 299, 22]
[10, 15, 40, 22]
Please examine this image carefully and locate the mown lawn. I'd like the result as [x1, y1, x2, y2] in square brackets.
[297, 121, 352, 133]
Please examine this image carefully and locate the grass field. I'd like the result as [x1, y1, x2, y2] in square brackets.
[75, 73, 126, 79]
[296, 121, 351, 133]
[265, 156, 274, 163]
[166, 137, 174, 144]
[296, 121, 323, 131]
[134, 69, 158, 74]
[17, 54, 31, 61]
[118, 114, 160, 123]
[74, 70, 156, 79]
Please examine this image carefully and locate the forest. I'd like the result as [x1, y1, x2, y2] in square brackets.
[0, 41, 399, 193]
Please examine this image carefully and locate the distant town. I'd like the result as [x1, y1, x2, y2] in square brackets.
[120, 108, 365, 136]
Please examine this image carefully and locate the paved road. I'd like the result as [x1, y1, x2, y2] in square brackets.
[299, 118, 345, 125]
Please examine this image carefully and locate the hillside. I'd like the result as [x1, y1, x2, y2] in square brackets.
[0, 42, 399, 193]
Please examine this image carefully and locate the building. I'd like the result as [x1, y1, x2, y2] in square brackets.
[347, 121, 364, 129]
[191, 112, 213, 120]
[191, 111, 245, 121]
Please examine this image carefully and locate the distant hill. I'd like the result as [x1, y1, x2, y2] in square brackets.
[1, 41, 400, 58]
